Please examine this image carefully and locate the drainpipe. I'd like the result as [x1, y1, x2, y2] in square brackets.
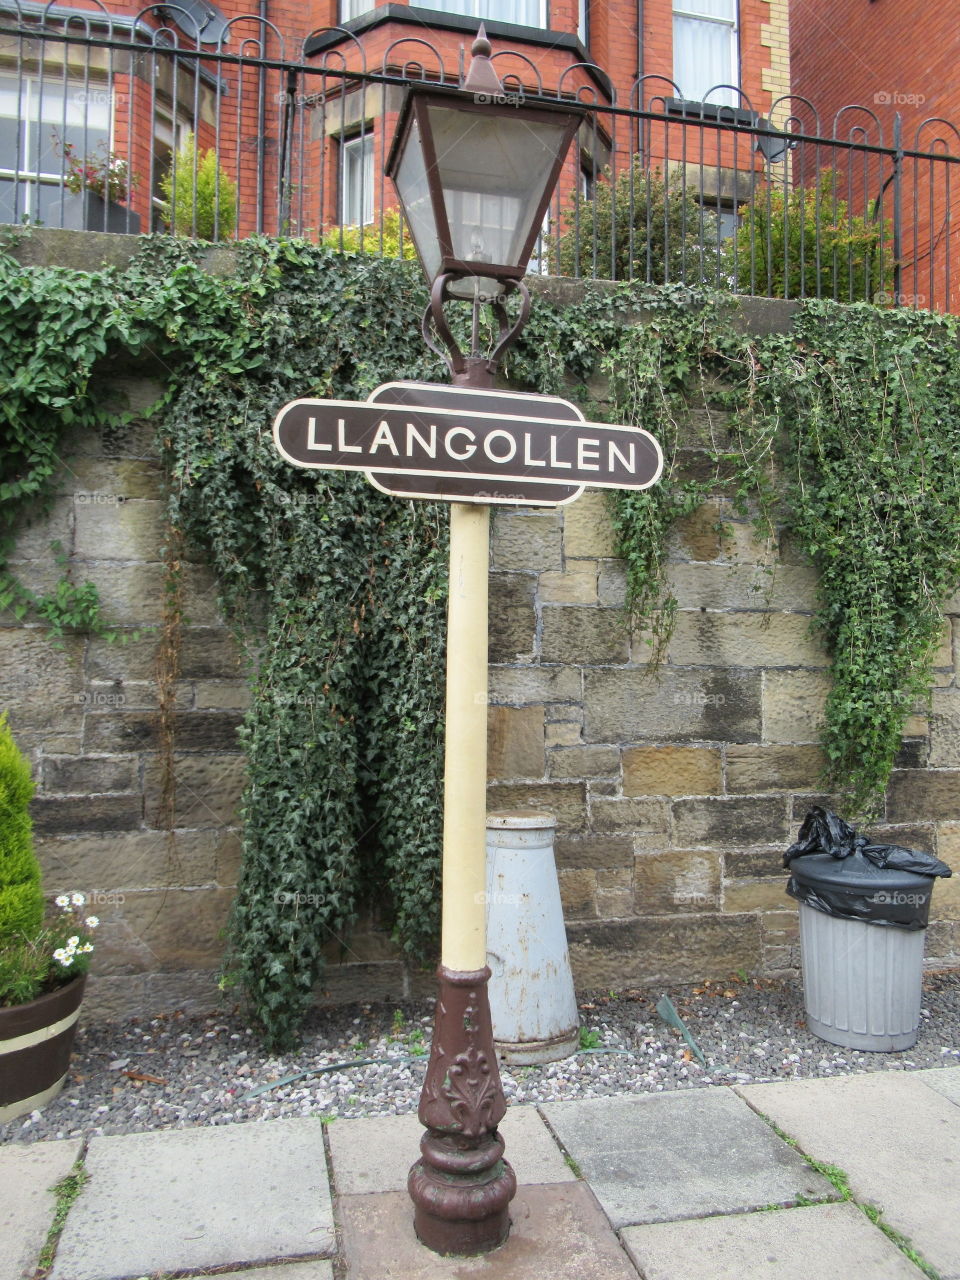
[637, 0, 644, 82]
[258, 0, 267, 234]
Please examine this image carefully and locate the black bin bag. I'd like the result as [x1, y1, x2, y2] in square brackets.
[784, 807, 952, 930]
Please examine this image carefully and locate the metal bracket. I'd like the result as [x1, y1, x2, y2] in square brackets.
[421, 273, 532, 388]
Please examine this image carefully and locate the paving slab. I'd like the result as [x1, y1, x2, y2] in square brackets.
[339, 1182, 641, 1279]
[49, 1118, 335, 1280]
[327, 1104, 576, 1195]
[0, 1138, 83, 1280]
[621, 1202, 922, 1280]
[738, 1073, 960, 1280]
[213, 1265, 335, 1280]
[539, 1091, 835, 1228]
[918, 1065, 960, 1106]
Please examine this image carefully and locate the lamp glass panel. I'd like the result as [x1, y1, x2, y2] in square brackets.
[425, 103, 569, 271]
[393, 115, 442, 285]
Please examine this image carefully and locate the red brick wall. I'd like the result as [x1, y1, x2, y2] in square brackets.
[790, 0, 960, 312]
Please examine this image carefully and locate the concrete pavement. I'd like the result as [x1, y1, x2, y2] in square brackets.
[2, 1066, 958, 1280]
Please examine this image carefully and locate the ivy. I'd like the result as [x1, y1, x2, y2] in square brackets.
[1, 232, 959, 1048]
[760, 302, 960, 811]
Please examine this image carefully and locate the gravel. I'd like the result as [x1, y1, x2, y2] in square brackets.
[4, 969, 959, 1145]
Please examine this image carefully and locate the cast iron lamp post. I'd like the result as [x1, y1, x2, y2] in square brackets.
[385, 31, 585, 1256]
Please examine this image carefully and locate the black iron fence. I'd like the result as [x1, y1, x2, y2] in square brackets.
[2, 4, 959, 310]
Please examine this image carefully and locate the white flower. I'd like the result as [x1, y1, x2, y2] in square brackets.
[85, 916, 99, 929]
[55, 894, 70, 908]
[71, 893, 86, 906]
[67, 936, 80, 949]
[53, 949, 74, 967]
[80, 943, 94, 953]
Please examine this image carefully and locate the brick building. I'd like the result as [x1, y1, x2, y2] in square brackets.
[789, 0, 960, 312]
[1, 0, 791, 246]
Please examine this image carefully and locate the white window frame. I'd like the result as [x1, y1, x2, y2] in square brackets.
[672, 0, 740, 109]
[339, 132, 375, 227]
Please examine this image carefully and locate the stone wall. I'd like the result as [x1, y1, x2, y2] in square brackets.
[3, 368, 250, 1018]
[487, 490, 960, 991]
[5, 231, 959, 1020]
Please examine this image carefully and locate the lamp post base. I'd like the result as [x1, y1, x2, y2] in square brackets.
[408, 965, 517, 1255]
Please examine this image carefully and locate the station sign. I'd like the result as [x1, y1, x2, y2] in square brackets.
[273, 381, 662, 507]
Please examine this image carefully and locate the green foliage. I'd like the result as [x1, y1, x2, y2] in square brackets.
[555, 162, 725, 286]
[160, 133, 238, 241]
[603, 291, 960, 817]
[141, 238, 447, 1047]
[0, 713, 42, 942]
[727, 170, 893, 303]
[322, 208, 417, 260]
[759, 302, 960, 812]
[0, 246, 144, 639]
[37, 1160, 89, 1272]
[578, 1026, 602, 1050]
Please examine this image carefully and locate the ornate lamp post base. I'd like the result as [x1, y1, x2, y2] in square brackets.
[408, 966, 517, 1255]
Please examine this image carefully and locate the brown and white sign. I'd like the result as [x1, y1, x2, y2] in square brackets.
[272, 381, 663, 506]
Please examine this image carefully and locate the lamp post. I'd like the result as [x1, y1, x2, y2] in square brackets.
[386, 31, 585, 1256]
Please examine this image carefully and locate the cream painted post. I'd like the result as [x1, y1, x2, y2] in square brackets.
[408, 498, 517, 1255]
[440, 501, 490, 972]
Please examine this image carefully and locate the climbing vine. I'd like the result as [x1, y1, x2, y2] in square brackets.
[1, 231, 959, 1046]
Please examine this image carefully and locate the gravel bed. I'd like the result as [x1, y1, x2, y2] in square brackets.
[4, 970, 959, 1145]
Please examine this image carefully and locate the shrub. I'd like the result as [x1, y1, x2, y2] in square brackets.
[554, 161, 725, 285]
[0, 712, 43, 944]
[321, 207, 417, 260]
[160, 133, 238, 241]
[726, 169, 893, 302]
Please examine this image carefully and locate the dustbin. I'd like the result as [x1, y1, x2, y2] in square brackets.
[785, 807, 952, 1052]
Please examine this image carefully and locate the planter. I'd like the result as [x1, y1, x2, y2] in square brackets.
[0, 974, 86, 1123]
[61, 189, 141, 234]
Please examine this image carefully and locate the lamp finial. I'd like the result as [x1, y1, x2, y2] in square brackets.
[462, 23, 503, 96]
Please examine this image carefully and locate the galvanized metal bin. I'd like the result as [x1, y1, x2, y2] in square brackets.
[798, 903, 926, 1051]
[791, 852, 934, 1052]
[485, 810, 579, 1064]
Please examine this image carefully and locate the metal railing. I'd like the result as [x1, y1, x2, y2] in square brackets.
[2, 3, 958, 310]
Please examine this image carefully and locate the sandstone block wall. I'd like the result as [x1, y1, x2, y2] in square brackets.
[5, 374, 249, 1019]
[4, 235, 958, 1019]
[487, 490, 960, 992]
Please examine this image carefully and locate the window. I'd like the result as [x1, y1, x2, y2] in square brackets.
[673, 0, 739, 108]
[0, 73, 109, 225]
[340, 0, 373, 20]
[340, 133, 374, 226]
[341, 0, 547, 27]
[430, 0, 545, 26]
